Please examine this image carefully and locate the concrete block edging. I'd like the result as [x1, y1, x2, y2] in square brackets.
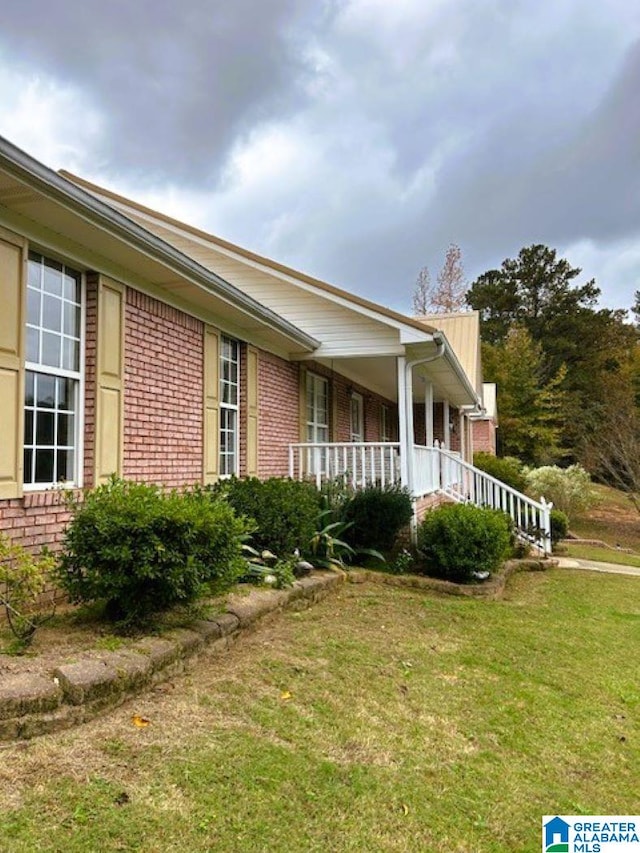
[0, 571, 344, 742]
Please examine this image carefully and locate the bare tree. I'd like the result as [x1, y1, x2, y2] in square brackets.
[432, 243, 467, 312]
[588, 403, 640, 513]
[412, 266, 433, 315]
[412, 244, 468, 315]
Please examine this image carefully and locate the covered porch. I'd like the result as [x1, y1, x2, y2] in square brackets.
[290, 337, 551, 554]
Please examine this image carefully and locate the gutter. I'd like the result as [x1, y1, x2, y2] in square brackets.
[0, 135, 319, 352]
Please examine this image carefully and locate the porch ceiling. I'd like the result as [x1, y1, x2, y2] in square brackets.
[313, 342, 478, 408]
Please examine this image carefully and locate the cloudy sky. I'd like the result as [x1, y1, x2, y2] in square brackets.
[1, 0, 639, 314]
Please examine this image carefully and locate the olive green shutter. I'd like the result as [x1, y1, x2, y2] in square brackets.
[246, 345, 259, 477]
[0, 232, 26, 499]
[203, 325, 220, 484]
[95, 277, 125, 484]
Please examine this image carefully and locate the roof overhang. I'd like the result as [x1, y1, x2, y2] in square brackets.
[0, 136, 318, 357]
[407, 334, 480, 408]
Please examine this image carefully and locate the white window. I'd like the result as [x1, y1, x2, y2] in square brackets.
[220, 336, 239, 476]
[306, 373, 329, 443]
[350, 392, 364, 442]
[381, 404, 391, 442]
[24, 252, 82, 487]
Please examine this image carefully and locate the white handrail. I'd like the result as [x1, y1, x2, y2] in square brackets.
[433, 444, 552, 554]
[288, 440, 552, 554]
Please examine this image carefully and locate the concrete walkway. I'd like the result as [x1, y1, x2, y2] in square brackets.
[555, 557, 640, 577]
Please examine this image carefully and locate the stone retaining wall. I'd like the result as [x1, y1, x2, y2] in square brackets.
[0, 571, 344, 742]
[348, 558, 554, 600]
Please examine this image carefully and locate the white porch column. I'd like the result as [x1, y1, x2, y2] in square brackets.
[425, 381, 434, 448]
[397, 356, 409, 488]
[459, 411, 466, 459]
[443, 399, 450, 450]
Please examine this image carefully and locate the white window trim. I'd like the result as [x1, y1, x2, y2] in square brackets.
[350, 391, 364, 442]
[381, 404, 390, 442]
[219, 336, 240, 478]
[306, 372, 330, 444]
[23, 262, 86, 492]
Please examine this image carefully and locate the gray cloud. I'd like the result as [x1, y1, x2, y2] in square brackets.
[0, 0, 315, 182]
[0, 0, 639, 312]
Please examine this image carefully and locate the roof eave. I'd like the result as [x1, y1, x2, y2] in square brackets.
[0, 136, 318, 352]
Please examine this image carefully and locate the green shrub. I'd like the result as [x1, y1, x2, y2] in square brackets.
[550, 509, 569, 546]
[473, 453, 527, 493]
[417, 503, 511, 583]
[525, 464, 594, 520]
[0, 533, 57, 646]
[341, 483, 413, 553]
[211, 476, 321, 557]
[57, 479, 249, 623]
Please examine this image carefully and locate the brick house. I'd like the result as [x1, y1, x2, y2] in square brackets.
[0, 136, 548, 553]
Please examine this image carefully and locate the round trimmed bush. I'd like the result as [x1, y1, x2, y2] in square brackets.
[417, 503, 511, 583]
[211, 476, 321, 557]
[57, 479, 249, 623]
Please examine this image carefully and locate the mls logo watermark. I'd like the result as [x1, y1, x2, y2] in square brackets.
[543, 816, 640, 852]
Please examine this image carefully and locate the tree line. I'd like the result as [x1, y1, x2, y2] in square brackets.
[413, 244, 640, 495]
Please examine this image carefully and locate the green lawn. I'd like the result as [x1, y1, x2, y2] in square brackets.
[1, 569, 638, 852]
[569, 483, 640, 552]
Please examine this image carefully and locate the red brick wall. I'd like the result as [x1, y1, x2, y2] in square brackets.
[123, 290, 204, 487]
[472, 419, 496, 455]
[257, 350, 300, 478]
[0, 490, 75, 552]
[412, 402, 453, 447]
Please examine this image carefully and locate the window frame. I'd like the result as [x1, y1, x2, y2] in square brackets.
[219, 335, 240, 477]
[350, 391, 364, 442]
[23, 251, 86, 491]
[306, 372, 330, 444]
[380, 404, 391, 442]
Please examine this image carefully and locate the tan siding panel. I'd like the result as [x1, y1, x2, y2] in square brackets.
[109, 213, 401, 351]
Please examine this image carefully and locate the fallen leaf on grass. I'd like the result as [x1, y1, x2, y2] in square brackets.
[132, 714, 151, 728]
[280, 691, 292, 701]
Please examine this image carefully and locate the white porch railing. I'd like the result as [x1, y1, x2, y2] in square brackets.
[288, 441, 552, 554]
[289, 442, 401, 490]
[430, 444, 552, 554]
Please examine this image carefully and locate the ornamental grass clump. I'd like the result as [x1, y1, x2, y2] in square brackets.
[57, 478, 249, 624]
[417, 503, 511, 583]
